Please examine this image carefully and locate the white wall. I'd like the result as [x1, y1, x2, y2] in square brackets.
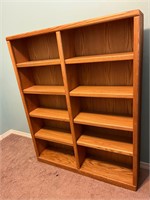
[1, 1, 149, 162]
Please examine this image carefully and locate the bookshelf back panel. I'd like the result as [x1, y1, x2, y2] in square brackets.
[66, 61, 133, 91]
[30, 118, 71, 133]
[62, 18, 133, 58]
[86, 147, 133, 167]
[36, 139, 74, 154]
[25, 94, 67, 112]
[11, 33, 59, 63]
[44, 119, 71, 131]
[19, 66, 63, 89]
[82, 125, 133, 141]
[72, 97, 133, 117]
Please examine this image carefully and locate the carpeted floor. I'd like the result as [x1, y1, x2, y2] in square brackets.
[0, 134, 149, 200]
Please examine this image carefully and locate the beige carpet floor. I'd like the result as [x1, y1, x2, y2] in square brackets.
[0, 134, 149, 200]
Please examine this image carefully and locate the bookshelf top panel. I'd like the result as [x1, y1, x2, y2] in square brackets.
[6, 10, 142, 41]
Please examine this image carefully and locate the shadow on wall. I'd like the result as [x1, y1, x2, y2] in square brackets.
[140, 29, 149, 163]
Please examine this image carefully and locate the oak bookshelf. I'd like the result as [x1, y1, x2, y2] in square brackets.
[6, 10, 143, 190]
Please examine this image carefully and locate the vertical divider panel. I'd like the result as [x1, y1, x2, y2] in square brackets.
[56, 31, 85, 168]
[7, 41, 40, 157]
[133, 15, 143, 186]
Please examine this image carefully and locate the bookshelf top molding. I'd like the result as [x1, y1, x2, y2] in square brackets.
[6, 9, 142, 41]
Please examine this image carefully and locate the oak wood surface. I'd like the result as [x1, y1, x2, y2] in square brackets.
[79, 97, 133, 117]
[77, 132, 133, 156]
[23, 85, 65, 95]
[39, 146, 76, 169]
[29, 108, 69, 122]
[66, 61, 133, 88]
[65, 52, 133, 64]
[70, 86, 133, 98]
[11, 33, 59, 63]
[56, 31, 82, 168]
[35, 128, 73, 146]
[74, 112, 133, 131]
[62, 18, 133, 58]
[17, 59, 60, 67]
[132, 15, 143, 186]
[80, 156, 133, 185]
[19, 65, 64, 90]
[7, 41, 40, 157]
[6, 10, 143, 190]
[43, 119, 71, 132]
[32, 66, 63, 86]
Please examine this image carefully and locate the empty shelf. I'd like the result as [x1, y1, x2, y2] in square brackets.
[74, 112, 133, 131]
[39, 147, 76, 169]
[77, 132, 133, 156]
[29, 108, 69, 122]
[80, 156, 133, 186]
[70, 86, 133, 98]
[65, 52, 134, 64]
[23, 85, 65, 95]
[35, 128, 73, 146]
[17, 59, 60, 67]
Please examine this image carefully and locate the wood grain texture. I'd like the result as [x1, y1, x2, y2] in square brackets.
[80, 156, 133, 186]
[44, 119, 71, 132]
[35, 128, 73, 146]
[18, 68, 34, 90]
[32, 66, 63, 86]
[6, 41, 39, 157]
[132, 15, 143, 186]
[11, 33, 59, 64]
[23, 85, 65, 95]
[6, 10, 141, 40]
[39, 146, 76, 169]
[6, 10, 143, 190]
[67, 61, 133, 87]
[17, 59, 60, 67]
[77, 132, 133, 156]
[70, 86, 133, 98]
[56, 31, 82, 168]
[63, 18, 133, 58]
[26, 33, 59, 61]
[80, 98, 133, 117]
[24, 94, 39, 113]
[65, 52, 133, 64]
[86, 147, 133, 167]
[40, 95, 67, 109]
[11, 39, 29, 63]
[31, 117, 71, 134]
[82, 125, 132, 138]
[18, 65, 64, 90]
[29, 108, 69, 122]
[74, 112, 133, 131]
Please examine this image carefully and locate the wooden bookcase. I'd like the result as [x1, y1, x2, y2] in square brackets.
[6, 10, 143, 190]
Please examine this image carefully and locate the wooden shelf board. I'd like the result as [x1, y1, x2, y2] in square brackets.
[29, 108, 69, 122]
[65, 52, 134, 64]
[39, 147, 76, 169]
[80, 156, 133, 186]
[17, 59, 60, 67]
[23, 85, 65, 95]
[77, 132, 133, 156]
[70, 86, 133, 98]
[74, 112, 133, 131]
[35, 128, 73, 146]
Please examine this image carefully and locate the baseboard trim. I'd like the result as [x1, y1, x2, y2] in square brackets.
[0, 129, 31, 141]
[140, 161, 150, 170]
[0, 129, 149, 170]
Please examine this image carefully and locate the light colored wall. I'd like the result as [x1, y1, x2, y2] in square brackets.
[1, 1, 149, 162]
